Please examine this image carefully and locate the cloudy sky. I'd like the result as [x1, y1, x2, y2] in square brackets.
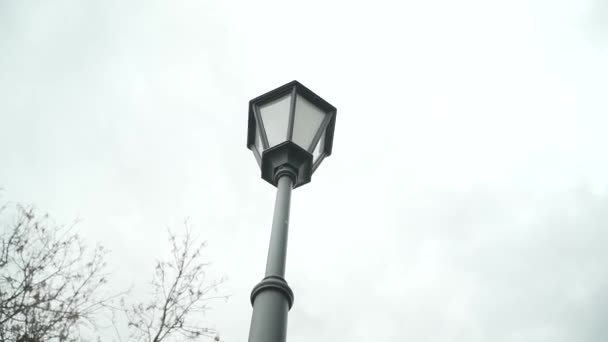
[2, 0, 608, 341]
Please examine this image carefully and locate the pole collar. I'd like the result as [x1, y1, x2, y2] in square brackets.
[250, 275, 294, 309]
[273, 165, 298, 185]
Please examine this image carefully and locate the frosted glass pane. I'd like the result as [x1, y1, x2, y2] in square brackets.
[254, 123, 263, 155]
[260, 94, 291, 147]
[312, 130, 325, 163]
[292, 95, 326, 150]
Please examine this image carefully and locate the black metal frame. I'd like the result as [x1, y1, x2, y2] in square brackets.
[286, 87, 297, 141]
[246, 80, 337, 187]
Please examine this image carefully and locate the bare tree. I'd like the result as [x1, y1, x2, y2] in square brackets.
[0, 201, 227, 342]
[124, 226, 227, 342]
[0, 204, 116, 342]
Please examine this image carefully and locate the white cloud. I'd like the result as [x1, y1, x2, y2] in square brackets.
[1, 0, 607, 341]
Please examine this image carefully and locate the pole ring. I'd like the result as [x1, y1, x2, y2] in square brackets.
[273, 165, 298, 185]
[250, 275, 294, 309]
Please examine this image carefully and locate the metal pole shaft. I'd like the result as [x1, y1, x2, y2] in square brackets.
[248, 175, 295, 342]
[264, 175, 292, 277]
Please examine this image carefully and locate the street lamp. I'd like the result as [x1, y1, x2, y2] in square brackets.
[246, 80, 336, 342]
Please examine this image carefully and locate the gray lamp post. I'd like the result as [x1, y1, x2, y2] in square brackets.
[246, 80, 337, 342]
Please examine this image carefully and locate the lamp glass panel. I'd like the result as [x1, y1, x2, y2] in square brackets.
[259, 94, 291, 147]
[312, 129, 325, 164]
[292, 95, 326, 150]
[254, 122, 263, 155]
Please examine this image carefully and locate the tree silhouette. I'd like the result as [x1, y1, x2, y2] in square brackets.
[124, 226, 228, 342]
[0, 204, 116, 341]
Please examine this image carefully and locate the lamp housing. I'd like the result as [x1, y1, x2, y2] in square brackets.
[247, 80, 336, 188]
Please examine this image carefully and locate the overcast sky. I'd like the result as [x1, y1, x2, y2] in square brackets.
[1, 0, 608, 341]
